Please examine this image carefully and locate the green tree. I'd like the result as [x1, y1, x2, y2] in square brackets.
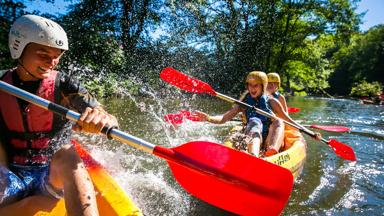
[165, 0, 361, 95]
[284, 35, 334, 95]
[329, 25, 384, 95]
[59, 0, 124, 75]
[0, 0, 26, 69]
[350, 80, 382, 97]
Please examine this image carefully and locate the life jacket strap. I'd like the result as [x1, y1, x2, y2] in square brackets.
[13, 155, 49, 165]
[11, 148, 51, 165]
[8, 130, 56, 140]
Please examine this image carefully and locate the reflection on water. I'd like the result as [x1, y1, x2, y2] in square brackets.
[77, 96, 383, 215]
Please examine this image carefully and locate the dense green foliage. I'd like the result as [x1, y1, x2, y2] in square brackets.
[329, 25, 384, 95]
[0, 0, 21, 69]
[350, 80, 383, 97]
[0, 0, 382, 97]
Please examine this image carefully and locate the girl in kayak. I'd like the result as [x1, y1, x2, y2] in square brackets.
[193, 71, 316, 157]
[0, 15, 118, 216]
[267, 72, 288, 112]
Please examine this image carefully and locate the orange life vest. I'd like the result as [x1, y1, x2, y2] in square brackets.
[0, 69, 58, 165]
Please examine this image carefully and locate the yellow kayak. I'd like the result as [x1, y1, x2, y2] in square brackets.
[0, 140, 142, 216]
[224, 126, 307, 179]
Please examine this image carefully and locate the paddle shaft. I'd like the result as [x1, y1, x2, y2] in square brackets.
[215, 92, 330, 143]
[166, 110, 349, 132]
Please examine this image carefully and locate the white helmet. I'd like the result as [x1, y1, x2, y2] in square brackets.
[9, 14, 68, 59]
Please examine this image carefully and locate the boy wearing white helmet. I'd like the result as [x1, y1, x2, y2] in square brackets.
[0, 15, 118, 216]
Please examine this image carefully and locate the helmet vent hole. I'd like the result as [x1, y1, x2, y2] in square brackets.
[13, 47, 18, 50]
[56, 40, 63, 46]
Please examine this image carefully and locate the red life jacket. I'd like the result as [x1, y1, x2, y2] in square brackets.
[0, 69, 58, 165]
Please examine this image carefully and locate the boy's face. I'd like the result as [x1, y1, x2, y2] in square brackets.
[267, 82, 279, 93]
[247, 81, 263, 98]
[19, 43, 62, 80]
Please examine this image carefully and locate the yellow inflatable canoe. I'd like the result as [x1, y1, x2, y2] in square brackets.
[224, 126, 307, 179]
[0, 140, 142, 216]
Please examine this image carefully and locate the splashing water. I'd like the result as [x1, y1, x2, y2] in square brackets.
[75, 95, 383, 215]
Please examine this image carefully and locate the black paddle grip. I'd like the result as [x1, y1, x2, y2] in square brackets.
[48, 102, 69, 116]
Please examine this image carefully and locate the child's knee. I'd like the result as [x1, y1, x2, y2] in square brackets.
[272, 119, 284, 128]
[245, 117, 263, 136]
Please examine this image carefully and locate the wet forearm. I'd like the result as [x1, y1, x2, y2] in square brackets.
[207, 106, 240, 124]
[206, 115, 225, 124]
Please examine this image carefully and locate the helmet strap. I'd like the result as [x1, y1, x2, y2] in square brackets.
[17, 59, 40, 80]
[59, 50, 65, 58]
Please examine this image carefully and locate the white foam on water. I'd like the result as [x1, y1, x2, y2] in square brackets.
[335, 187, 365, 209]
[76, 102, 229, 215]
[300, 175, 331, 206]
[89, 144, 193, 215]
[299, 163, 337, 206]
[164, 121, 225, 145]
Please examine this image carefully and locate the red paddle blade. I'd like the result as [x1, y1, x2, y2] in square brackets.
[160, 67, 217, 96]
[164, 110, 202, 125]
[164, 113, 184, 124]
[310, 125, 350, 133]
[154, 141, 294, 215]
[328, 139, 357, 161]
[178, 110, 201, 122]
[287, 107, 300, 113]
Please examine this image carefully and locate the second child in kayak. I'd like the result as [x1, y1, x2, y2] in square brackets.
[267, 72, 288, 112]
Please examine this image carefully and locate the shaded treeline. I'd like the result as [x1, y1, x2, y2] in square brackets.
[0, 0, 383, 97]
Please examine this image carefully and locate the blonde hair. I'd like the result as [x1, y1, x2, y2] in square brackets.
[245, 71, 268, 93]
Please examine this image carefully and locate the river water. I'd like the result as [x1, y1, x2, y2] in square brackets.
[76, 95, 383, 215]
